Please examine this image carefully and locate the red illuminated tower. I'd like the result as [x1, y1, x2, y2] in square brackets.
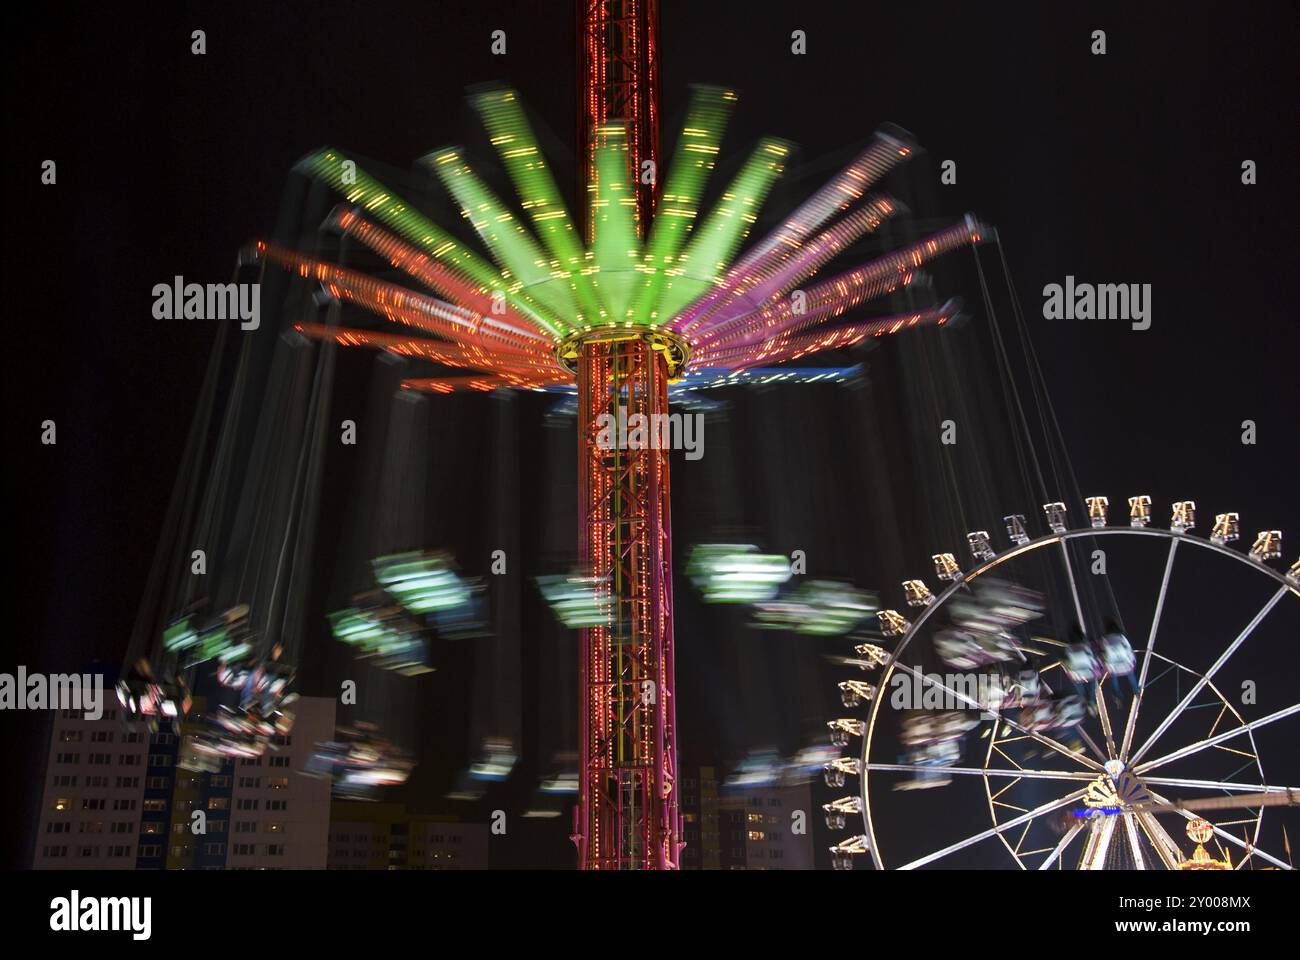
[577, 0, 661, 237]
[573, 0, 680, 870]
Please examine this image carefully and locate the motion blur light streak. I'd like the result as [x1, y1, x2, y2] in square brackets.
[684, 544, 791, 603]
[752, 580, 881, 637]
[537, 571, 614, 629]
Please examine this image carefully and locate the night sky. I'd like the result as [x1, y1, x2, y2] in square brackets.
[6, 1, 1298, 868]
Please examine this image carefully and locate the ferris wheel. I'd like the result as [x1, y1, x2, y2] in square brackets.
[825, 495, 1299, 870]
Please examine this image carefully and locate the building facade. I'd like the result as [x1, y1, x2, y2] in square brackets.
[717, 782, 815, 870]
[225, 697, 335, 869]
[679, 766, 721, 869]
[34, 695, 336, 870]
[33, 705, 151, 869]
[328, 801, 489, 869]
[679, 764, 815, 869]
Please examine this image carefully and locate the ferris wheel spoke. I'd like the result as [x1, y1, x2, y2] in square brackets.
[1038, 820, 1085, 869]
[1146, 788, 1291, 870]
[1128, 585, 1288, 766]
[1120, 538, 1179, 761]
[893, 662, 1105, 771]
[1074, 726, 1110, 766]
[1055, 538, 1112, 758]
[1135, 811, 1183, 869]
[899, 787, 1089, 870]
[1139, 776, 1295, 793]
[1079, 812, 1118, 870]
[866, 762, 1095, 782]
[1094, 682, 1117, 759]
[1050, 538, 1112, 754]
[1134, 700, 1300, 773]
[1058, 539, 1088, 636]
[1123, 813, 1147, 870]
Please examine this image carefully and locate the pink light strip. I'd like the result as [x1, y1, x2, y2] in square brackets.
[690, 216, 986, 351]
[678, 195, 898, 341]
[691, 302, 959, 370]
[401, 374, 571, 394]
[671, 132, 915, 334]
[254, 240, 553, 361]
[294, 322, 566, 378]
[325, 209, 551, 349]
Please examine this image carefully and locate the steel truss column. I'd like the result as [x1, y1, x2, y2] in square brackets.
[577, 0, 661, 239]
[574, 334, 679, 869]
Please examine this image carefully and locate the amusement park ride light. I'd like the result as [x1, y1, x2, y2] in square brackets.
[1004, 513, 1030, 546]
[302, 725, 415, 799]
[161, 606, 255, 670]
[1170, 499, 1196, 532]
[876, 609, 911, 636]
[1249, 530, 1282, 562]
[829, 834, 871, 871]
[1128, 494, 1151, 527]
[1042, 501, 1068, 534]
[328, 603, 432, 677]
[1210, 511, 1240, 544]
[822, 794, 863, 830]
[932, 552, 962, 581]
[327, 551, 483, 676]
[1175, 819, 1233, 870]
[853, 643, 890, 668]
[838, 680, 877, 709]
[372, 552, 475, 614]
[823, 756, 861, 789]
[684, 544, 792, 604]
[902, 579, 935, 607]
[967, 530, 996, 562]
[535, 572, 612, 629]
[827, 718, 865, 747]
[751, 580, 880, 636]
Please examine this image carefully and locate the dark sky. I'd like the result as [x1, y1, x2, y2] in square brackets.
[5, 1, 1298, 868]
